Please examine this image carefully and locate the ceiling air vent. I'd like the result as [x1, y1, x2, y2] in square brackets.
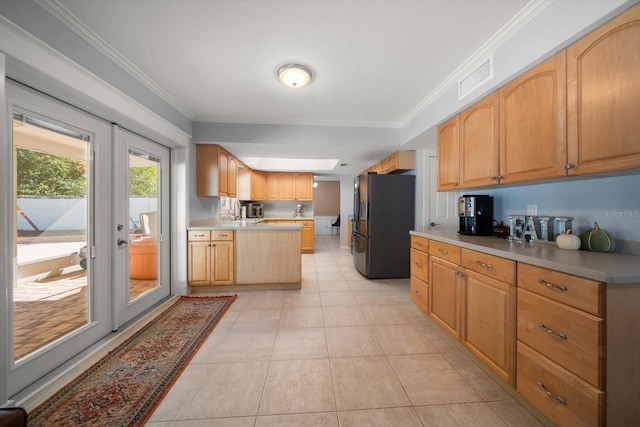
[458, 55, 494, 100]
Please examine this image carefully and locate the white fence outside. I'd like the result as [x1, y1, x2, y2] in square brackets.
[17, 197, 157, 231]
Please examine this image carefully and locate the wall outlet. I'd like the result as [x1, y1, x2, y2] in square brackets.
[527, 204, 538, 216]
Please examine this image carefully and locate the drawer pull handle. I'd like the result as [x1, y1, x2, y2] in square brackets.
[537, 381, 567, 405]
[538, 279, 568, 292]
[414, 262, 422, 268]
[414, 290, 423, 297]
[538, 323, 567, 341]
[438, 249, 448, 255]
[475, 260, 493, 269]
[454, 271, 464, 277]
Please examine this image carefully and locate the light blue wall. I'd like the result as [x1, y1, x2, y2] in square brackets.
[461, 173, 640, 251]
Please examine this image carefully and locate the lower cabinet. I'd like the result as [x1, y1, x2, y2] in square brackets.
[429, 256, 464, 339]
[187, 230, 234, 286]
[410, 235, 429, 313]
[299, 220, 314, 253]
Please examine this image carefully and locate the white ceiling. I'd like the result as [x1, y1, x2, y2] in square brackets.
[52, 0, 530, 175]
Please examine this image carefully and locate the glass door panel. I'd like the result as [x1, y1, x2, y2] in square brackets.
[128, 149, 160, 300]
[114, 127, 170, 328]
[12, 117, 90, 360]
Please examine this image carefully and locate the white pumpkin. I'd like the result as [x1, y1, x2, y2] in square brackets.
[556, 229, 581, 250]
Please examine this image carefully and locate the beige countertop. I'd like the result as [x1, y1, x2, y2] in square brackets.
[411, 229, 640, 284]
[188, 218, 303, 231]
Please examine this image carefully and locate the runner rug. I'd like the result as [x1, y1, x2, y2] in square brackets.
[28, 295, 236, 426]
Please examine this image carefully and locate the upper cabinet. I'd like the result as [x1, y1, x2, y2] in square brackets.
[196, 145, 228, 197]
[295, 172, 314, 201]
[437, 5, 640, 191]
[567, 3, 640, 175]
[250, 170, 267, 201]
[366, 151, 416, 175]
[227, 156, 238, 198]
[459, 92, 500, 189]
[437, 116, 460, 190]
[277, 172, 296, 200]
[218, 149, 229, 196]
[499, 51, 567, 185]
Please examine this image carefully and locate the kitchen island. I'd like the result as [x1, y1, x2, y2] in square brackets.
[188, 218, 302, 291]
[410, 229, 640, 427]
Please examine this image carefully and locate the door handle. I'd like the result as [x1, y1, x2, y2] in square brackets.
[117, 238, 131, 247]
[430, 222, 440, 227]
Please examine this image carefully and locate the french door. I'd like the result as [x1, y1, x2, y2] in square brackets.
[6, 82, 113, 396]
[4, 83, 171, 397]
[113, 127, 170, 328]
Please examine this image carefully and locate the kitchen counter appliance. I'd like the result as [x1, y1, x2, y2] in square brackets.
[352, 173, 415, 278]
[458, 195, 493, 235]
[247, 203, 264, 218]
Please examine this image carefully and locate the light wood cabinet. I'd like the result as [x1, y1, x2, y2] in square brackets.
[365, 151, 416, 175]
[266, 172, 279, 200]
[461, 249, 516, 385]
[250, 170, 267, 200]
[299, 220, 314, 253]
[187, 230, 234, 286]
[429, 254, 464, 339]
[295, 172, 314, 200]
[227, 156, 237, 198]
[437, 115, 460, 190]
[567, 3, 640, 176]
[218, 150, 229, 196]
[499, 51, 567, 184]
[195, 145, 239, 198]
[410, 235, 429, 313]
[278, 172, 296, 200]
[238, 167, 266, 201]
[459, 92, 500, 188]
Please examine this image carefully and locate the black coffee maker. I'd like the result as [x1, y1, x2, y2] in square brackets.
[458, 195, 494, 236]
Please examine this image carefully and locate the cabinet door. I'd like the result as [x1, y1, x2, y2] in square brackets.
[278, 172, 296, 200]
[460, 92, 500, 188]
[218, 150, 229, 196]
[437, 115, 460, 191]
[195, 145, 220, 197]
[251, 170, 267, 200]
[211, 241, 234, 285]
[499, 52, 567, 184]
[188, 241, 211, 285]
[567, 4, 640, 175]
[429, 257, 464, 339]
[295, 172, 314, 200]
[300, 224, 314, 253]
[266, 172, 279, 200]
[228, 156, 237, 198]
[463, 270, 515, 385]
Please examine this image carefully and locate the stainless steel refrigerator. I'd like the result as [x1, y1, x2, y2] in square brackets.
[351, 173, 415, 278]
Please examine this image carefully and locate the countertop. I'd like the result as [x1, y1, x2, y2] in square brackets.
[188, 218, 304, 231]
[411, 229, 640, 284]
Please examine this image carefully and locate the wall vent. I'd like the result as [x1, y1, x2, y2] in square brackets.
[458, 55, 494, 100]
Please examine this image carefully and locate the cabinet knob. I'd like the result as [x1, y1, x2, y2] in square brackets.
[565, 163, 576, 170]
[414, 290, 423, 297]
[490, 176, 498, 181]
[454, 270, 464, 277]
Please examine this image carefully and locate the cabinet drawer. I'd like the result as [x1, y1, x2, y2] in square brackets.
[517, 289, 604, 388]
[429, 240, 461, 264]
[188, 230, 210, 241]
[210, 230, 234, 241]
[518, 263, 603, 316]
[461, 248, 515, 285]
[411, 235, 429, 252]
[410, 276, 428, 313]
[410, 249, 429, 282]
[517, 342, 603, 427]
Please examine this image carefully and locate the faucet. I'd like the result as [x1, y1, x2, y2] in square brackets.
[233, 200, 241, 220]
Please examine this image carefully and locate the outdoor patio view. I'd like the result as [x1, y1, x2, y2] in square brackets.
[13, 119, 159, 361]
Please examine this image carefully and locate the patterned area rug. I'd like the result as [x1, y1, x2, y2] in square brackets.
[28, 295, 236, 426]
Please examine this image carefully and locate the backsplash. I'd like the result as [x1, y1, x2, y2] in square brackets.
[462, 173, 640, 255]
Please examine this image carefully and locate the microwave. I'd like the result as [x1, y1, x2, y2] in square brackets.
[247, 203, 264, 218]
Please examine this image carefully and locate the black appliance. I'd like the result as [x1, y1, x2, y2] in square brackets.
[351, 173, 415, 278]
[458, 195, 494, 235]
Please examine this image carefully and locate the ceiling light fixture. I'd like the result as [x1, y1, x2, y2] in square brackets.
[278, 63, 312, 88]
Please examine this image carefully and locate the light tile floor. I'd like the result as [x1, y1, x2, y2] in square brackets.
[147, 235, 544, 427]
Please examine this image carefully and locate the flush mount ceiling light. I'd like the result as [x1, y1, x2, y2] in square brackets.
[277, 63, 312, 88]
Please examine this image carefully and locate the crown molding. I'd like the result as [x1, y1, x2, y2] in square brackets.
[400, 0, 553, 127]
[192, 116, 403, 129]
[0, 14, 191, 146]
[38, 0, 195, 120]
